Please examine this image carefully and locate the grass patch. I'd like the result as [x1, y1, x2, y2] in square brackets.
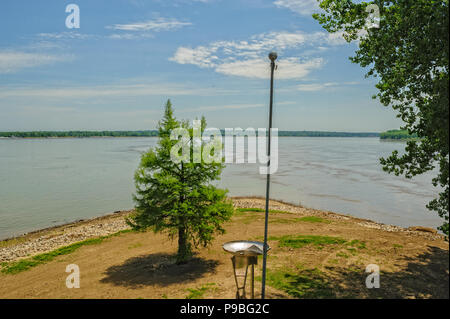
[270, 218, 298, 224]
[336, 252, 349, 258]
[235, 207, 265, 213]
[128, 242, 143, 249]
[235, 208, 292, 215]
[185, 283, 217, 299]
[271, 235, 346, 249]
[234, 212, 263, 225]
[270, 210, 294, 215]
[270, 217, 330, 224]
[0, 237, 27, 249]
[347, 239, 366, 249]
[258, 266, 335, 298]
[297, 216, 330, 223]
[1, 229, 133, 275]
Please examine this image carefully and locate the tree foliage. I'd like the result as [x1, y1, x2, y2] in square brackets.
[127, 100, 233, 263]
[0, 130, 379, 138]
[0, 131, 159, 138]
[379, 129, 418, 140]
[313, 0, 449, 235]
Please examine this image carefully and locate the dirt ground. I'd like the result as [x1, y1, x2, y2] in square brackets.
[0, 197, 448, 299]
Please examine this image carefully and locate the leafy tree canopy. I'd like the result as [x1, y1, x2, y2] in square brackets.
[313, 0, 449, 235]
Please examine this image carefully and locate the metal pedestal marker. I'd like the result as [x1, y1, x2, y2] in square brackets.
[222, 241, 270, 299]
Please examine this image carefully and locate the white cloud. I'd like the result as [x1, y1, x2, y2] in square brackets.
[0, 51, 72, 74]
[108, 33, 137, 40]
[297, 81, 359, 91]
[170, 30, 346, 79]
[108, 33, 155, 40]
[0, 82, 231, 99]
[181, 103, 264, 112]
[215, 31, 308, 54]
[106, 17, 191, 32]
[274, 0, 320, 16]
[37, 32, 94, 40]
[19, 106, 77, 113]
[27, 41, 65, 50]
[324, 31, 350, 45]
[216, 57, 323, 79]
[297, 83, 330, 91]
[169, 46, 219, 68]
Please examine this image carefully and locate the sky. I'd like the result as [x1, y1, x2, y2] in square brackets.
[0, 0, 403, 132]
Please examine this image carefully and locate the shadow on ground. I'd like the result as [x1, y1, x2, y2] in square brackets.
[100, 253, 219, 288]
[262, 245, 448, 299]
[326, 245, 449, 298]
[99, 246, 448, 298]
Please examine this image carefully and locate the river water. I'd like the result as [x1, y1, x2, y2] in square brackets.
[0, 137, 441, 239]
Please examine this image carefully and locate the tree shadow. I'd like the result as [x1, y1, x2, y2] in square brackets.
[326, 245, 449, 299]
[100, 253, 219, 288]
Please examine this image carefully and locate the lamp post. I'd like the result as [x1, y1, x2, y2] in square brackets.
[222, 240, 268, 299]
[261, 51, 277, 299]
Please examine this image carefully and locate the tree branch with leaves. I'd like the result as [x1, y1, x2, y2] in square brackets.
[313, 0, 449, 236]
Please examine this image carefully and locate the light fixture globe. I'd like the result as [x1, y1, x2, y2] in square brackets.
[268, 51, 277, 61]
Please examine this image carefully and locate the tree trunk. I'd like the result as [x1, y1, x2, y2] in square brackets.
[177, 162, 191, 264]
[177, 226, 191, 264]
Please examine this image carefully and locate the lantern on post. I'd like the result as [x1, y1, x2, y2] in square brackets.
[222, 240, 270, 299]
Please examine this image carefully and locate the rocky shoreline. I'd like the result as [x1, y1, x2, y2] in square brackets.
[0, 211, 133, 263]
[0, 197, 444, 263]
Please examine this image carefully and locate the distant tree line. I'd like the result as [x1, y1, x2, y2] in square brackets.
[379, 130, 418, 140]
[0, 130, 380, 138]
[0, 130, 159, 138]
[277, 131, 379, 137]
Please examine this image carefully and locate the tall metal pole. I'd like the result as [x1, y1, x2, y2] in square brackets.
[261, 51, 277, 299]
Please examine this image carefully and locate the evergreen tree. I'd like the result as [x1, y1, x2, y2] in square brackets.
[128, 99, 233, 263]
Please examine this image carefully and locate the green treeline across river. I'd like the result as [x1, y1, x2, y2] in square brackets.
[0, 130, 415, 139]
[0, 131, 159, 138]
[0, 130, 381, 138]
[379, 130, 418, 140]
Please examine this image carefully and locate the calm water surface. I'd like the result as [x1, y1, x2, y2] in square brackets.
[0, 137, 441, 239]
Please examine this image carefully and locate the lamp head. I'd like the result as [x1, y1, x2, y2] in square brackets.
[268, 52, 278, 62]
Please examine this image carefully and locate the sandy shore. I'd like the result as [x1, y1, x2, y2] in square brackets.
[0, 196, 448, 299]
[0, 197, 444, 263]
[0, 210, 132, 262]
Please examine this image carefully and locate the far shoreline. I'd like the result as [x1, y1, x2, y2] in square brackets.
[0, 130, 383, 139]
[0, 136, 385, 139]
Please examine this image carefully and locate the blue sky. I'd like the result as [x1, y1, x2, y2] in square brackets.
[0, 0, 402, 132]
